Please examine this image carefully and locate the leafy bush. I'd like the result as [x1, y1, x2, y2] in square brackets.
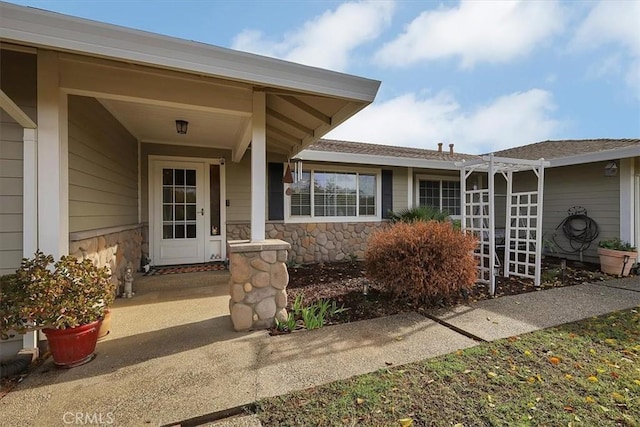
[389, 206, 449, 223]
[365, 221, 478, 304]
[598, 238, 636, 252]
[1, 252, 114, 338]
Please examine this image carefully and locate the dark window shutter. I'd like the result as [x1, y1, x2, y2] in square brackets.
[381, 169, 393, 219]
[268, 163, 284, 220]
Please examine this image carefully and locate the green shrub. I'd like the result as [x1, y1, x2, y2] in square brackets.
[365, 221, 478, 304]
[598, 238, 636, 252]
[389, 206, 449, 223]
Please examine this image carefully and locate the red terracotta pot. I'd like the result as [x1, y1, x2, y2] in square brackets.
[43, 320, 102, 368]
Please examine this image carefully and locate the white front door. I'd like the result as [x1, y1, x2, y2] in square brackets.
[152, 161, 206, 265]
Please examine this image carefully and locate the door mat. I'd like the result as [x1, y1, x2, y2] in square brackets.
[144, 262, 227, 276]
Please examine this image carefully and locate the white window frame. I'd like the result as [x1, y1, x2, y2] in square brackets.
[284, 163, 382, 223]
[414, 174, 461, 219]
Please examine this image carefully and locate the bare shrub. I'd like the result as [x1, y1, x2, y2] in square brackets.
[365, 221, 477, 304]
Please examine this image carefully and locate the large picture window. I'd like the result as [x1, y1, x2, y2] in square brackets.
[418, 178, 461, 216]
[290, 169, 378, 219]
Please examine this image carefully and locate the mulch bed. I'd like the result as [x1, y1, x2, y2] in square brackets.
[287, 257, 612, 324]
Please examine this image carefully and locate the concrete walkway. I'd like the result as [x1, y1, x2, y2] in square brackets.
[1, 274, 638, 427]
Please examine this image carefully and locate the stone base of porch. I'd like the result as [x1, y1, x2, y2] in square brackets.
[227, 239, 290, 331]
[69, 225, 143, 290]
[227, 221, 387, 264]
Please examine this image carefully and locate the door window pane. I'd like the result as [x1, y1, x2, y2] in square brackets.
[186, 205, 196, 221]
[186, 169, 196, 186]
[163, 169, 173, 185]
[162, 167, 198, 240]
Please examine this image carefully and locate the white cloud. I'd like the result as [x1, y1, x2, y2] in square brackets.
[571, 1, 640, 96]
[231, 1, 395, 71]
[326, 89, 561, 154]
[375, 0, 565, 68]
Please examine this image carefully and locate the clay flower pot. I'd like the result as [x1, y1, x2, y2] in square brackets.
[43, 320, 102, 368]
[597, 247, 638, 277]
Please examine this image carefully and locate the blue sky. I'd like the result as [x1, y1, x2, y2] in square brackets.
[7, 0, 640, 154]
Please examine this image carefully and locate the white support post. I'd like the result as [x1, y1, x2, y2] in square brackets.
[37, 51, 69, 257]
[38, 54, 66, 348]
[22, 127, 38, 350]
[407, 167, 414, 209]
[534, 161, 546, 287]
[635, 174, 640, 263]
[619, 158, 635, 246]
[250, 90, 266, 242]
[503, 170, 513, 278]
[488, 155, 496, 295]
[459, 165, 466, 230]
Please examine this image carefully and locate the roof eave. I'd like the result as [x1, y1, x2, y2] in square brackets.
[549, 145, 640, 168]
[295, 150, 461, 170]
[0, 2, 380, 102]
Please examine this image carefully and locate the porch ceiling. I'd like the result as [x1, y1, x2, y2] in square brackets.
[0, 2, 381, 161]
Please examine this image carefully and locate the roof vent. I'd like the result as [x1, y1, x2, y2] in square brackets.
[437, 142, 443, 153]
[449, 143, 454, 154]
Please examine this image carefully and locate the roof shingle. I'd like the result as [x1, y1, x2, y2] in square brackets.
[305, 139, 479, 161]
[491, 139, 639, 160]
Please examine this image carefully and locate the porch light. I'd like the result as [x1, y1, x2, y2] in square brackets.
[175, 119, 189, 135]
[604, 161, 618, 177]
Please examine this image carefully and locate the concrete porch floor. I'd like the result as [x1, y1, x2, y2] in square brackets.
[0, 271, 477, 426]
[2, 273, 638, 426]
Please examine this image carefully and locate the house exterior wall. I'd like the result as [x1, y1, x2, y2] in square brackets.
[227, 221, 388, 263]
[0, 50, 36, 276]
[391, 166, 408, 212]
[140, 143, 258, 224]
[513, 162, 620, 263]
[68, 95, 138, 232]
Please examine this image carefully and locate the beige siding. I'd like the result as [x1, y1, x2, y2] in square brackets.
[141, 143, 255, 223]
[68, 96, 138, 232]
[0, 50, 36, 275]
[511, 163, 619, 262]
[391, 167, 408, 213]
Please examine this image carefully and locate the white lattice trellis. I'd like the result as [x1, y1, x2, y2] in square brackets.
[458, 155, 549, 295]
[464, 189, 492, 284]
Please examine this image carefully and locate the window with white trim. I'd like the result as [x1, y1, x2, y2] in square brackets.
[417, 178, 461, 216]
[290, 169, 378, 218]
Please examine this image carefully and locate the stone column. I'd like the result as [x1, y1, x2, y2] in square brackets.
[228, 239, 290, 331]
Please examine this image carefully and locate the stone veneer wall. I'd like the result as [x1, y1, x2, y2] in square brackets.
[69, 227, 143, 289]
[228, 240, 290, 331]
[227, 221, 388, 264]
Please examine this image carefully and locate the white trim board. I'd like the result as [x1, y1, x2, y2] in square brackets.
[0, 2, 380, 102]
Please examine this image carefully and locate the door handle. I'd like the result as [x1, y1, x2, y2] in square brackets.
[200, 208, 205, 216]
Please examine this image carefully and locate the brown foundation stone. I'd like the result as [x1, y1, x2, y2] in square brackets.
[227, 222, 387, 264]
[228, 239, 290, 331]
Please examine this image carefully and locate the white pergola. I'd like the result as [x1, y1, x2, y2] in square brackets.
[457, 155, 550, 295]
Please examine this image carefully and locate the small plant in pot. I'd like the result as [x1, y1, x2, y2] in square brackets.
[597, 238, 638, 277]
[0, 252, 115, 368]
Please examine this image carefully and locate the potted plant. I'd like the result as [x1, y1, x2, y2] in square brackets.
[597, 238, 638, 277]
[0, 252, 115, 368]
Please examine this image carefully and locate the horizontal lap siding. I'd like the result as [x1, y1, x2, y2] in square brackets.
[513, 163, 619, 262]
[0, 50, 36, 275]
[68, 96, 138, 232]
[140, 143, 256, 224]
[391, 167, 407, 213]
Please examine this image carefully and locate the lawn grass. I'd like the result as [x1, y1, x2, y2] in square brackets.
[254, 307, 640, 426]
